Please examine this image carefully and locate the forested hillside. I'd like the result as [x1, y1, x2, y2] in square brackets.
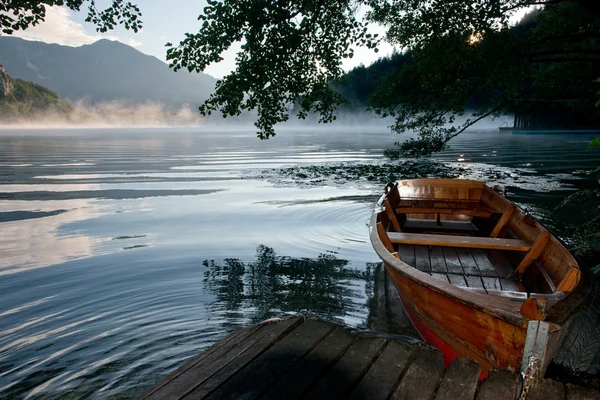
[0, 69, 71, 120]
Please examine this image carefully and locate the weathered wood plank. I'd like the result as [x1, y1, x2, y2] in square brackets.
[499, 278, 526, 293]
[431, 272, 451, 283]
[565, 383, 600, 399]
[443, 248, 465, 274]
[447, 273, 468, 286]
[430, 247, 449, 273]
[486, 250, 516, 278]
[397, 244, 416, 268]
[415, 245, 431, 273]
[303, 337, 387, 400]
[527, 379, 566, 400]
[388, 232, 531, 251]
[434, 357, 481, 400]
[143, 322, 282, 400]
[470, 249, 498, 276]
[204, 319, 334, 400]
[481, 277, 502, 291]
[172, 316, 303, 400]
[476, 369, 519, 400]
[465, 275, 485, 289]
[456, 249, 481, 276]
[391, 347, 445, 400]
[137, 325, 262, 400]
[262, 327, 356, 400]
[349, 341, 414, 400]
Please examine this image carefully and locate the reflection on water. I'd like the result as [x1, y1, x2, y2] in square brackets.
[0, 128, 599, 399]
[203, 245, 374, 325]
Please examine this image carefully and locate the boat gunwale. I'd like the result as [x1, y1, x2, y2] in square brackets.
[369, 211, 528, 327]
[370, 178, 584, 327]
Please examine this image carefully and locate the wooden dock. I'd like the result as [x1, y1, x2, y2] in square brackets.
[136, 316, 599, 400]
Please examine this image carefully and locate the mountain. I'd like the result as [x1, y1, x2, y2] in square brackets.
[0, 37, 216, 107]
[0, 68, 71, 119]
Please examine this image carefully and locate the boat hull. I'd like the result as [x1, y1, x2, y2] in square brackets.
[385, 262, 529, 374]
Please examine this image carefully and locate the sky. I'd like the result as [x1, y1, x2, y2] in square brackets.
[11, 1, 395, 79]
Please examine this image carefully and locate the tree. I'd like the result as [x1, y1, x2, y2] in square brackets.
[0, 0, 142, 34]
[165, 0, 600, 155]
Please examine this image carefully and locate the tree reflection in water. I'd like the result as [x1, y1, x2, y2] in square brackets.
[203, 245, 375, 326]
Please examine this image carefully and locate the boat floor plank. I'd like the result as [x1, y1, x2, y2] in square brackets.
[178, 316, 303, 400]
[476, 369, 518, 400]
[349, 341, 414, 400]
[435, 357, 481, 400]
[487, 250, 516, 278]
[443, 248, 465, 275]
[432, 272, 451, 284]
[456, 248, 481, 276]
[447, 273, 468, 286]
[499, 278, 526, 293]
[430, 247, 449, 273]
[415, 245, 431, 273]
[204, 319, 334, 400]
[465, 275, 485, 289]
[397, 244, 416, 267]
[482, 277, 502, 291]
[303, 337, 387, 400]
[470, 249, 498, 276]
[391, 347, 445, 400]
[261, 327, 356, 400]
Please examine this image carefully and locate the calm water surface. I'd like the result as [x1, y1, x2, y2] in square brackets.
[0, 126, 598, 399]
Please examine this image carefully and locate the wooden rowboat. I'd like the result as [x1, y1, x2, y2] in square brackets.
[369, 178, 584, 376]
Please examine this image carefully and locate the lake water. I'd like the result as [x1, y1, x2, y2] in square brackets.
[0, 126, 598, 399]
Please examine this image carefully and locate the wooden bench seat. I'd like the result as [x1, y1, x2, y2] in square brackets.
[395, 207, 493, 218]
[387, 232, 531, 251]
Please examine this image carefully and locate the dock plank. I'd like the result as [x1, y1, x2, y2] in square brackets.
[137, 324, 261, 400]
[303, 337, 387, 400]
[391, 347, 445, 400]
[262, 327, 356, 400]
[435, 357, 481, 400]
[476, 369, 518, 400]
[204, 319, 334, 400]
[171, 316, 303, 400]
[349, 341, 414, 400]
[137, 317, 599, 400]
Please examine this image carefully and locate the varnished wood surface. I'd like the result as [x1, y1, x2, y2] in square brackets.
[136, 317, 598, 400]
[388, 232, 532, 251]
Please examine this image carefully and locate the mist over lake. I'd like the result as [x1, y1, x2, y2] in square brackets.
[0, 126, 598, 399]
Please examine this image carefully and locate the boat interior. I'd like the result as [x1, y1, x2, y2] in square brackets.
[376, 179, 581, 301]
